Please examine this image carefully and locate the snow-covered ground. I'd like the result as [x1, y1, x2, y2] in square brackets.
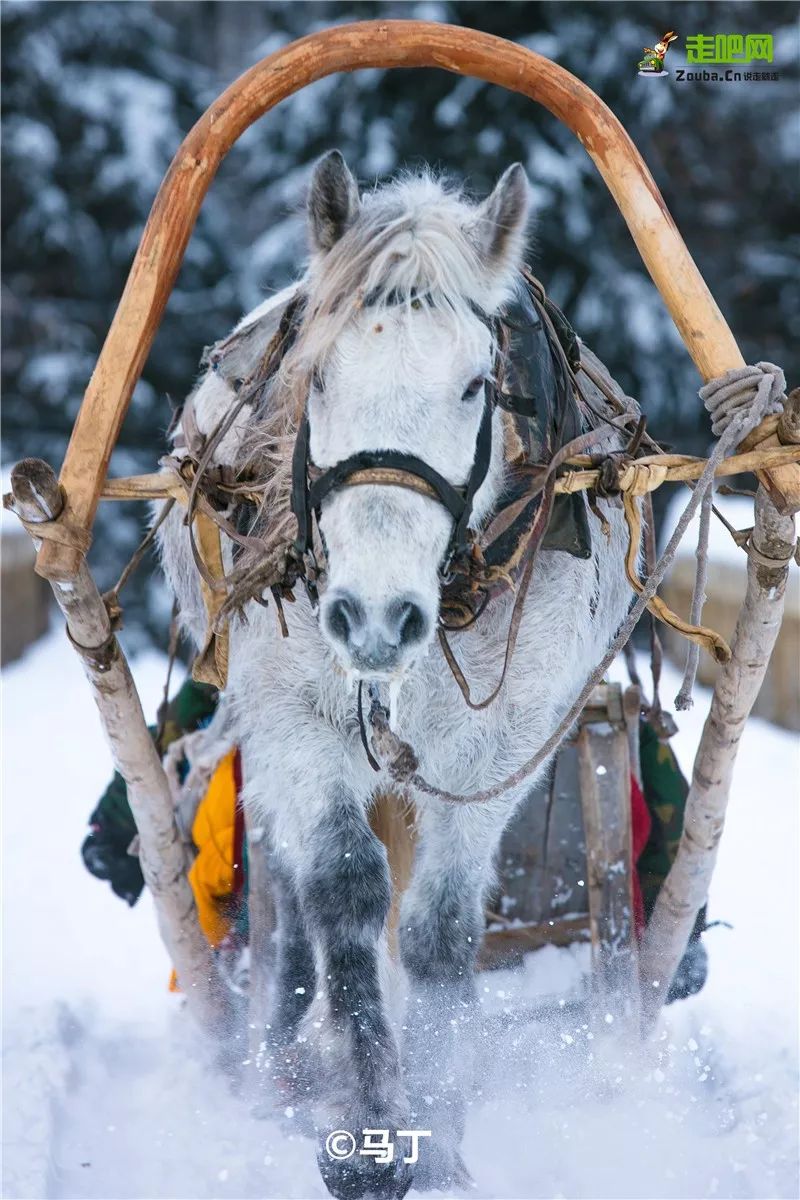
[2, 627, 798, 1199]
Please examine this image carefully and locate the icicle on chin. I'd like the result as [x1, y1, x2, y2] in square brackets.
[388, 675, 404, 733]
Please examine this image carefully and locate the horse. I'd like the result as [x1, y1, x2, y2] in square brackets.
[157, 150, 637, 1199]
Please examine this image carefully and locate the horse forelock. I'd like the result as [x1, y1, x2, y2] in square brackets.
[297, 172, 515, 361]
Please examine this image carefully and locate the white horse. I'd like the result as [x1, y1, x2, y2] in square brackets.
[158, 151, 635, 1199]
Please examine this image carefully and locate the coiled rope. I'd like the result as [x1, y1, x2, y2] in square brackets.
[675, 362, 786, 709]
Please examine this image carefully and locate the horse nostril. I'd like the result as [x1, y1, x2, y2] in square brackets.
[388, 598, 428, 648]
[325, 592, 365, 646]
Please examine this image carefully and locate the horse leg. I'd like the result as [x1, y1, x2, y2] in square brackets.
[399, 801, 508, 1191]
[261, 852, 317, 1106]
[294, 788, 413, 1200]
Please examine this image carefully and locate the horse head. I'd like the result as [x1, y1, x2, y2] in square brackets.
[295, 150, 530, 680]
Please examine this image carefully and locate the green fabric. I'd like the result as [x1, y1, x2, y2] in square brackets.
[637, 719, 690, 919]
[83, 769, 144, 905]
[94, 768, 138, 844]
[156, 679, 219, 755]
[83, 678, 219, 905]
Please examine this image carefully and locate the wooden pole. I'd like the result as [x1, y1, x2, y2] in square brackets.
[5, 459, 231, 1036]
[34, 19, 800, 582]
[576, 684, 640, 1029]
[638, 488, 796, 1029]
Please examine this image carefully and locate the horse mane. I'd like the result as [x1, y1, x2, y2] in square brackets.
[235, 171, 520, 555]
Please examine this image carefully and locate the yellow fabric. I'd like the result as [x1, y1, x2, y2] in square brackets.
[187, 748, 239, 948]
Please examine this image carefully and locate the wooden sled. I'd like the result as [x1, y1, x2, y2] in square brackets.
[6, 21, 797, 1037]
[482, 683, 641, 1019]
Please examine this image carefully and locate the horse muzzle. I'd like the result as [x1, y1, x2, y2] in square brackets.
[322, 588, 429, 674]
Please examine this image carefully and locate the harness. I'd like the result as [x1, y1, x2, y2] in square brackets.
[92, 265, 755, 789]
[170, 269, 659, 713]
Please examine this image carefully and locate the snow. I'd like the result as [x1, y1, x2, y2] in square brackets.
[2, 630, 798, 1198]
[63, 67, 175, 199]
[661, 494, 762, 569]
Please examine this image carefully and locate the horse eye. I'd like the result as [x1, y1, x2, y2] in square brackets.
[461, 376, 485, 402]
[311, 366, 324, 393]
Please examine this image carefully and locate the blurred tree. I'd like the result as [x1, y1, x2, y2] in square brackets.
[2, 0, 798, 647]
[1, 0, 242, 641]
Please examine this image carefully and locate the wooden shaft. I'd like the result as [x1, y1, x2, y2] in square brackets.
[36, 19, 799, 580]
[8, 459, 230, 1035]
[556, 444, 800, 492]
[479, 914, 590, 969]
[243, 817, 275, 1070]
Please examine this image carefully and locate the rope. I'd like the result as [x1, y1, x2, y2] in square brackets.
[700, 362, 785, 438]
[674, 483, 713, 710]
[375, 464, 728, 804]
[8, 512, 92, 554]
[102, 498, 176, 629]
[675, 362, 787, 709]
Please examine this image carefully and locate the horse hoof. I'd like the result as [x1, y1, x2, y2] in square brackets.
[317, 1140, 414, 1200]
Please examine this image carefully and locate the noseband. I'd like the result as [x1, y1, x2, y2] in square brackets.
[290, 363, 497, 605]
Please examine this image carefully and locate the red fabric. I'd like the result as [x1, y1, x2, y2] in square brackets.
[630, 774, 652, 935]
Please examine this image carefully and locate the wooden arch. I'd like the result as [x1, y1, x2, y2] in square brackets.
[37, 18, 798, 583]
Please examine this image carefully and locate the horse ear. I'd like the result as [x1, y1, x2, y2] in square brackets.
[469, 163, 530, 273]
[307, 150, 361, 253]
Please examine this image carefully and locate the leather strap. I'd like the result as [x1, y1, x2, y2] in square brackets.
[450, 393, 494, 560]
[308, 447, 468, 522]
[291, 391, 495, 576]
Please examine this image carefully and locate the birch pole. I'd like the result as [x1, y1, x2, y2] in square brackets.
[5, 458, 231, 1036]
[639, 488, 797, 1029]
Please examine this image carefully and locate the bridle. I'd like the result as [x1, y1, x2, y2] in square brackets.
[286, 272, 592, 631]
[283, 279, 595, 738]
[289, 318, 500, 607]
[195, 269, 600, 718]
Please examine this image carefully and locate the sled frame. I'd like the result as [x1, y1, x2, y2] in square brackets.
[7, 20, 796, 1036]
